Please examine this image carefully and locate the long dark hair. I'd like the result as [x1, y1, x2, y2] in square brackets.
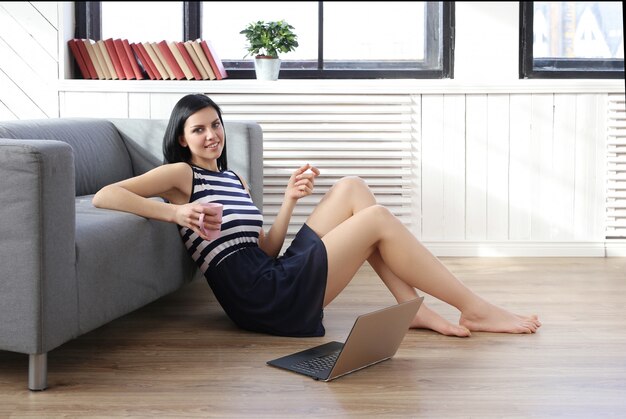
[162, 94, 228, 171]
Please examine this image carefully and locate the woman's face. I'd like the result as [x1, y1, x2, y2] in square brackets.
[179, 106, 225, 171]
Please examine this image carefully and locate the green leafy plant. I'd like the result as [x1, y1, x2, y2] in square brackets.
[240, 20, 299, 59]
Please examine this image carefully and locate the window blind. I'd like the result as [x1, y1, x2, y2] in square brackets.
[216, 94, 415, 244]
[606, 93, 626, 239]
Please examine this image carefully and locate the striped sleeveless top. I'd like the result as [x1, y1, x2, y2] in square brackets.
[179, 165, 263, 273]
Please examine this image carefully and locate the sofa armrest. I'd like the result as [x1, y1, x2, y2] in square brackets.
[0, 139, 78, 355]
[244, 122, 264, 210]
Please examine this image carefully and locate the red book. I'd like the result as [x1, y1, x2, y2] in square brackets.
[104, 38, 126, 80]
[175, 42, 202, 80]
[200, 39, 228, 80]
[83, 39, 106, 79]
[135, 42, 162, 80]
[144, 42, 170, 79]
[135, 42, 163, 80]
[157, 40, 185, 80]
[113, 39, 136, 80]
[67, 39, 91, 79]
[122, 39, 144, 80]
[131, 43, 156, 80]
[74, 38, 98, 79]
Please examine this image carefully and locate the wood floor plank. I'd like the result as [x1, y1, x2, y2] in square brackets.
[1, 257, 625, 417]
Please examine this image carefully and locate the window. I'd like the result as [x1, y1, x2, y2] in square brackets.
[75, 1, 454, 79]
[101, 2, 183, 42]
[520, 2, 624, 78]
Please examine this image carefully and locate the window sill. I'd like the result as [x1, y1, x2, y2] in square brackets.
[56, 78, 625, 94]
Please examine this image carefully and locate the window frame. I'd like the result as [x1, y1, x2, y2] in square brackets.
[75, 1, 454, 79]
[519, 2, 625, 79]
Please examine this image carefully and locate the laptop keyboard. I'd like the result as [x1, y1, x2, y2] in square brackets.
[292, 350, 341, 374]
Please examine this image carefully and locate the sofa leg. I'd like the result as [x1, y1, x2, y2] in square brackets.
[28, 353, 47, 391]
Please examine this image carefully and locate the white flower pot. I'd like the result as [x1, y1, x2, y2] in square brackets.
[254, 57, 281, 81]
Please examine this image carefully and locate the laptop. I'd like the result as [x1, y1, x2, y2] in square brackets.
[267, 297, 423, 381]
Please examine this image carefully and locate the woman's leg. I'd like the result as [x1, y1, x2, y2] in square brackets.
[307, 177, 541, 334]
[368, 250, 471, 336]
[307, 177, 470, 336]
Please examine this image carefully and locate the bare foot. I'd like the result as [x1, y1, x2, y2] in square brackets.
[410, 302, 471, 337]
[517, 313, 541, 325]
[459, 300, 541, 334]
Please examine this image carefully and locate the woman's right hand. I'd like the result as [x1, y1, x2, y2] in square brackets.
[175, 203, 221, 240]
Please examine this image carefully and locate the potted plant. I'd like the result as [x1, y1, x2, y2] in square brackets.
[240, 20, 298, 80]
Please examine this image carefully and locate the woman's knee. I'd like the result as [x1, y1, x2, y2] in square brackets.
[331, 176, 372, 197]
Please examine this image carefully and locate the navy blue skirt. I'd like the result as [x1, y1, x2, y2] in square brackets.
[204, 223, 328, 337]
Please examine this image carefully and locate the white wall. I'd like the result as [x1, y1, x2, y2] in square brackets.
[455, 2, 520, 81]
[0, 2, 60, 119]
[2, 2, 625, 256]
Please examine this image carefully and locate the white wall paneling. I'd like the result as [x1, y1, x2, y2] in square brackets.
[442, 94, 466, 241]
[606, 93, 626, 241]
[465, 94, 488, 241]
[60, 91, 129, 118]
[212, 94, 415, 241]
[530, 94, 554, 241]
[552, 94, 577, 241]
[509, 94, 533, 241]
[573, 94, 606, 241]
[421, 94, 445, 241]
[54, 89, 620, 256]
[486, 94, 510, 241]
[0, 2, 58, 118]
[409, 94, 422, 238]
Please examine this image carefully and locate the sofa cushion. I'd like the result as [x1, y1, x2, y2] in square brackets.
[0, 119, 134, 196]
[74, 196, 195, 334]
[107, 118, 168, 176]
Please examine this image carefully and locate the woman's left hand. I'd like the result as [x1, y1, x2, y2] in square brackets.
[285, 163, 320, 201]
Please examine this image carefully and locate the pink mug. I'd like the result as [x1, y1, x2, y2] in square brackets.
[198, 202, 223, 240]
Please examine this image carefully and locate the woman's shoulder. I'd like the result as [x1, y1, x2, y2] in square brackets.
[155, 162, 192, 175]
[149, 163, 193, 203]
[145, 162, 193, 186]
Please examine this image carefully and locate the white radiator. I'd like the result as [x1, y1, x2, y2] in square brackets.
[216, 94, 414, 241]
[606, 93, 626, 239]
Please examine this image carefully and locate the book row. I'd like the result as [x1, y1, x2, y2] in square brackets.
[68, 38, 228, 81]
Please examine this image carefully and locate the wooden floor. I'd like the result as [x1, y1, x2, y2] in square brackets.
[1, 257, 625, 418]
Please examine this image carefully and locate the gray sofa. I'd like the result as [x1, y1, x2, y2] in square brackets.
[0, 117, 263, 390]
